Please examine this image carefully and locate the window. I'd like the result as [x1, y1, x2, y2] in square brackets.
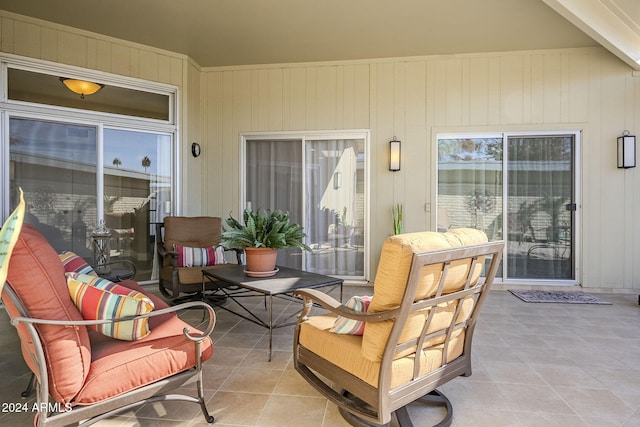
[8, 67, 170, 120]
[2, 59, 177, 283]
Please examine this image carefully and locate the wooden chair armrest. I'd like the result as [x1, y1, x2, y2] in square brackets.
[294, 288, 399, 322]
[10, 301, 216, 342]
[156, 243, 178, 259]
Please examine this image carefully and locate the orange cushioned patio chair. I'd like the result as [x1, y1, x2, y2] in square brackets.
[2, 224, 216, 426]
[293, 228, 503, 426]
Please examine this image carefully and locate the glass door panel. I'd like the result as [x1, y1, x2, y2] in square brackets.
[304, 139, 365, 277]
[103, 129, 173, 280]
[245, 139, 304, 269]
[507, 135, 574, 279]
[9, 118, 97, 256]
[437, 137, 504, 236]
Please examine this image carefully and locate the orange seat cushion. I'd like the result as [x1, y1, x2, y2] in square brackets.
[73, 281, 214, 405]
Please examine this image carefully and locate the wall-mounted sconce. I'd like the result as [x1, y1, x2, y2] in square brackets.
[333, 172, 342, 189]
[617, 131, 636, 168]
[60, 77, 104, 99]
[389, 137, 401, 171]
[191, 142, 201, 157]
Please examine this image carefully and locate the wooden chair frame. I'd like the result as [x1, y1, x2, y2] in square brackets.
[293, 241, 504, 426]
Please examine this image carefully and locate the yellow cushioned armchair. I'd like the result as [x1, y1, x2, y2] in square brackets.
[293, 229, 503, 426]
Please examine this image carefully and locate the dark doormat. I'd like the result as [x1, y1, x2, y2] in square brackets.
[509, 290, 611, 305]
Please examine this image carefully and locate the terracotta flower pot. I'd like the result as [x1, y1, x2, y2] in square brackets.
[244, 247, 278, 277]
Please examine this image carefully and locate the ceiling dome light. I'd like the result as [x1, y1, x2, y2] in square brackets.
[59, 78, 104, 98]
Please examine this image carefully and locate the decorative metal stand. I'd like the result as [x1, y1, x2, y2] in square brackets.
[92, 220, 112, 275]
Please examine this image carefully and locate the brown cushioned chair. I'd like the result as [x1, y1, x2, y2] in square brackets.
[293, 229, 503, 426]
[2, 224, 216, 426]
[156, 216, 241, 301]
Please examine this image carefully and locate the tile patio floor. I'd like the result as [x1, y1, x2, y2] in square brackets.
[1, 286, 639, 426]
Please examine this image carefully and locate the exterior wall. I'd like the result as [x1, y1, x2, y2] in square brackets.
[0, 11, 199, 216]
[2, 10, 640, 290]
[201, 49, 640, 290]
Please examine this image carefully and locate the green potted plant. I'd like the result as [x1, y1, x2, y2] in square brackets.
[392, 203, 403, 235]
[220, 207, 311, 276]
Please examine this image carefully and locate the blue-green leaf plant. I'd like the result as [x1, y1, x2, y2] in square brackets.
[221, 208, 311, 252]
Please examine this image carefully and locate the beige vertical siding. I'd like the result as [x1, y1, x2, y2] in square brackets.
[201, 48, 640, 289]
[2, 11, 639, 289]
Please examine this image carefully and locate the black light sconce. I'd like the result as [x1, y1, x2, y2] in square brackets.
[389, 137, 401, 171]
[191, 142, 201, 158]
[617, 131, 636, 168]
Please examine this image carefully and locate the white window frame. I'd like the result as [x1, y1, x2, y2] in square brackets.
[0, 54, 180, 221]
[240, 130, 371, 282]
[435, 130, 581, 285]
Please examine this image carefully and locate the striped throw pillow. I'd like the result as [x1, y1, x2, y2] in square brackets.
[66, 273, 154, 341]
[329, 295, 372, 335]
[59, 251, 97, 276]
[174, 245, 226, 267]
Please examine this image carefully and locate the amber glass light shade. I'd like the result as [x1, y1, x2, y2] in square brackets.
[60, 78, 104, 98]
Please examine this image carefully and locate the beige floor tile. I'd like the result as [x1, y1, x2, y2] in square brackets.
[133, 397, 202, 422]
[554, 386, 636, 424]
[496, 383, 577, 415]
[322, 403, 357, 427]
[219, 367, 283, 394]
[214, 332, 264, 349]
[239, 348, 292, 370]
[207, 390, 270, 425]
[208, 345, 250, 367]
[257, 395, 326, 427]
[451, 408, 532, 427]
[439, 379, 511, 411]
[273, 369, 323, 397]
[480, 360, 547, 385]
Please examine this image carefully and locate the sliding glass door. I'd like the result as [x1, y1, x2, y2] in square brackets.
[437, 132, 578, 283]
[507, 135, 575, 280]
[243, 132, 368, 280]
[8, 117, 174, 281]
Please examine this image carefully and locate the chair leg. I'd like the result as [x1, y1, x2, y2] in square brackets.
[196, 373, 214, 423]
[338, 389, 453, 427]
[21, 373, 35, 397]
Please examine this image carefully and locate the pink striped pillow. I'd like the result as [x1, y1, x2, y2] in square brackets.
[174, 245, 226, 267]
[329, 295, 372, 335]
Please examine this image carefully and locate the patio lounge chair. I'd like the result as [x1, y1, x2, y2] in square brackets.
[156, 216, 241, 302]
[293, 228, 503, 426]
[2, 224, 216, 426]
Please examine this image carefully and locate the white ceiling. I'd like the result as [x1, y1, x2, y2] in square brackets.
[0, 0, 636, 69]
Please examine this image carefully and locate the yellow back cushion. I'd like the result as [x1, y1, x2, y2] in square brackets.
[362, 228, 487, 362]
